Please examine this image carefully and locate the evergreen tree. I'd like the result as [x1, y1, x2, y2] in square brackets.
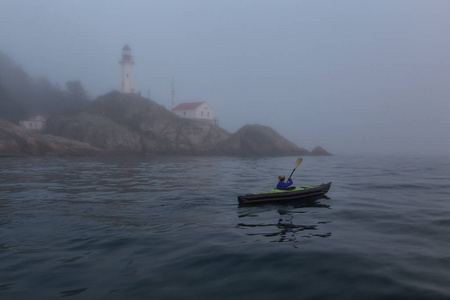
[34, 77, 66, 115]
[0, 76, 28, 123]
[64, 80, 90, 114]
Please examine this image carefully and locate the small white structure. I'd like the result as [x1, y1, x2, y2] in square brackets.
[20, 116, 46, 131]
[119, 44, 134, 93]
[172, 102, 217, 125]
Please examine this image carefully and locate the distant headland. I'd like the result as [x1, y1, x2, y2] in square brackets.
[0, 48, 331, 157]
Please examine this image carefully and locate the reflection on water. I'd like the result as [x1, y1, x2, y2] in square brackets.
[237, 197, 332, 243]
[59, 288, 88, 297]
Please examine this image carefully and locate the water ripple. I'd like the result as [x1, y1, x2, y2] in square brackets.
[1, 155, 450, 299]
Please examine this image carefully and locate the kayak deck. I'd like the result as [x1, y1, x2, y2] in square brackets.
[238, 182, 332, 205]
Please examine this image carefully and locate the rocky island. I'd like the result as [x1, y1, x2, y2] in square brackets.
[0, 91, 331, 157]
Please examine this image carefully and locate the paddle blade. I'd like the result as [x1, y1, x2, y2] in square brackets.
[294, 158, 303, 169]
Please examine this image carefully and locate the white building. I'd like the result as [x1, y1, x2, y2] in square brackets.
[119, 44, 134, 93]
[20, 116, 46, 131]
[172, 102, 217, 125]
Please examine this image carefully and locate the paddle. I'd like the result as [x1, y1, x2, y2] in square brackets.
[286, 157, 303, 182]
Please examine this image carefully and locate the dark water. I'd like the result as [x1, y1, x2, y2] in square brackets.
[1, 155, 450, 299]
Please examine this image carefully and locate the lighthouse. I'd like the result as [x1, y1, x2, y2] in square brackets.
[119, 44, 134, 93]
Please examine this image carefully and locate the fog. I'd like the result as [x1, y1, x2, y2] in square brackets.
[1, 0, 449, 155]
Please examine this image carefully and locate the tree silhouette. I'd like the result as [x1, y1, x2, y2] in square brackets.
[0, 76, 28, 123]
[66, 80, 89, 102]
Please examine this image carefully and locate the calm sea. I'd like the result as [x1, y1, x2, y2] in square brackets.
[1, 155, 449, 299]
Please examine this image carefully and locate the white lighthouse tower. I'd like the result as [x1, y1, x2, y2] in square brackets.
[119, 44, 134, 93]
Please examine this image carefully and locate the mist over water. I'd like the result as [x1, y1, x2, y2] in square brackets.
[1, 155, 450, 299]
[1, 1, 450, 155]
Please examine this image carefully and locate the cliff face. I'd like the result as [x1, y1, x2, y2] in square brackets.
[45, 112, 142, 153]
[0, 118, 101, 157]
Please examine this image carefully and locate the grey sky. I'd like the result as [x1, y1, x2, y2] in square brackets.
[1, 0, 449, 155]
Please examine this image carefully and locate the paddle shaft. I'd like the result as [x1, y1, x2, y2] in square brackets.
[286, 158, 302, 182]
[287, 168, 296, 182]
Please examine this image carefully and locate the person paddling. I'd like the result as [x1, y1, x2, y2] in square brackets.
[276, 175, 293, 190]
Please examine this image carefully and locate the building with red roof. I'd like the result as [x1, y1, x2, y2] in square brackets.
[172, 102, 217, 125]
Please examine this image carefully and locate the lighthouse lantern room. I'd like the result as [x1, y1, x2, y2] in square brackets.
[119, 44, 134, 93]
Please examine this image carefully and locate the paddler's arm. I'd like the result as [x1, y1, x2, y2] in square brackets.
[286, 178, 293, 187]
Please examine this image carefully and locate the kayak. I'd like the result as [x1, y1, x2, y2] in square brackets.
[237, 182, 332, 205]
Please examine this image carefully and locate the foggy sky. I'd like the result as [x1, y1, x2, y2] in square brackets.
[1, 0, 449, 155]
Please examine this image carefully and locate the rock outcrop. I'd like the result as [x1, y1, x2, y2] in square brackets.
[311, 146, 332, 156]
[0, 118, 101, 157]
[215, 124, 310, 156]
[45, 91, 230, 155]
[45, 112, 142, 153]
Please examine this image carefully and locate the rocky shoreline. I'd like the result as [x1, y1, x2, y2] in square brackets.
[0, 91, 331, 157]
[0, 118, 101, 157]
